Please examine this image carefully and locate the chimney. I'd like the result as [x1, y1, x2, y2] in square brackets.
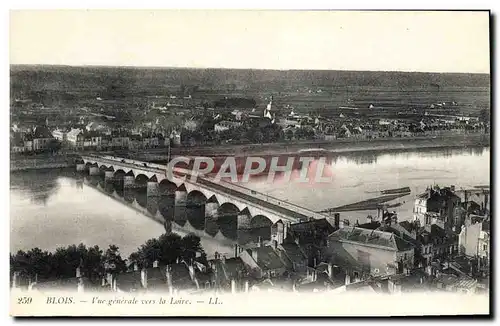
[188, 262, 196, 281]
[133, 263, 139, 271]
[327, 263, 333, 279]
[272, 240, 278, 250]
[345, 274, 351, 285]
[12, 271, 19, 289]
[234, 244, 239, 258]
[153, 260, 159, 268]
[334, 213, 340, 229]
[106, 273, 113, 287]
[141, 268, 148, 289]
[231, 279, 236, 294]
[392, 281, 402, 294]
[166, 265, 173, 295]
[251, 249, 258, 262]
[77, 277, 84, 293]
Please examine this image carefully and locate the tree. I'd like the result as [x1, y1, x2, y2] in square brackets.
[252, 130, 264, 143]
[102, 245, 127, 276]
[10, 243, 127, 281]
[128, 233, 206, 268]
[479, 108, 490, 124]
[181, 233, 203, 262]
[47, 139, 62, 153]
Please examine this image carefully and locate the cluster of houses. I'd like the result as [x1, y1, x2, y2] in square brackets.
[10, 121, 182, 154]
[10, 125, 56, 153]
[186, 96, 487, 143]
[11, 184, 490, 296]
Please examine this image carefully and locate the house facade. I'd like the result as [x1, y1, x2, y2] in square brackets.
[325, 227, 415, 281]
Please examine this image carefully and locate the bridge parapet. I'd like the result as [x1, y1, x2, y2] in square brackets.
[80, 155, 328, 224]
[82, 155, 166, 175]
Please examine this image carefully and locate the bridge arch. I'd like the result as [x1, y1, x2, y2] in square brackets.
[114, 169, 127, 178]
[218, 202, 240, 217]
[135, 173, 149, 186]
[186, 190, 208, 207]
[159, 179, 177, 196]
[216, 203, 239, 240]
[251, 215, 274, 229]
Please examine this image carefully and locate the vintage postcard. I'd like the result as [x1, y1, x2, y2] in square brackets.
[9, 10, 490, 317]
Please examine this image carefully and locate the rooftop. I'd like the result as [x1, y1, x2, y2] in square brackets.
[250, 246, 287, 271]
[329, 226, 415, 252]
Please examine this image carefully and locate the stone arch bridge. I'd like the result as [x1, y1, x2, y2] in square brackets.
[79, 155, 327, 229]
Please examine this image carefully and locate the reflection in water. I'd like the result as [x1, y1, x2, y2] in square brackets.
[10, 147, 490, 257]
[10, 170, 61, 206]
[186, 206, 206, 230]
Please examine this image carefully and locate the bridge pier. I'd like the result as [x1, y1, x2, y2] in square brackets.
[237, 212, 252, 230]
[205, 201, 219, 219]
[76, 163, 85, 172]
[104, 171, 114, 181]
[147, 181, 159, 197]
[124, 175, 135, 188]
[175, 190, 187, 206]
[89, 166, 100, 176]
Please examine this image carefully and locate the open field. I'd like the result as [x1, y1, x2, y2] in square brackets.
[10, 65, 490, 117]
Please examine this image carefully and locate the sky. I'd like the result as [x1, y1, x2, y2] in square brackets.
[9, 10, 490, 73]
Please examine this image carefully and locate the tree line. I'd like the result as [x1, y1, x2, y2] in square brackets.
[10, 233, 206, 282]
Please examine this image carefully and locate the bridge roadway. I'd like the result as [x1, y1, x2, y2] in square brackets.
[81, 155, 326, 223]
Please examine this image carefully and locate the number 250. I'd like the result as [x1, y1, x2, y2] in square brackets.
[17, 297, 32, 304]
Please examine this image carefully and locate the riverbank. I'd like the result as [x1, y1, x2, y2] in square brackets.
[9, 133, 490, 171]
[10, 156, 76, 172]
[147, 133, 490, 160]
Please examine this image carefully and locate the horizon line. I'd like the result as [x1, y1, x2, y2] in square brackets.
[9, 63, 491, 75]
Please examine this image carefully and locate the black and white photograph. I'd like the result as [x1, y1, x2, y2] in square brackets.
[8, 9, 491, 317]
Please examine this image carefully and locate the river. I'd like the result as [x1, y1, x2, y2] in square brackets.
[10, 146, 490, 259]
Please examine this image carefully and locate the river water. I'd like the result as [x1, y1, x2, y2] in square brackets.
[10, 146, 490, 259]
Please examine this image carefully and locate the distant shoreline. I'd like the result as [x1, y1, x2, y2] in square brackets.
[169, 133, 490, 158]
[10, 133, 490, 172]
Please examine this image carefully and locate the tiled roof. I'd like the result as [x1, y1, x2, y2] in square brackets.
[169, 263, 197, 289]
[33, 126, 53, 139]
[436, 274, 477, 290]
[378, 225, 419, 250]
[357, 221, 382, 230]
[115, 271, 142, 292]
[329, 226, 415, 252]
[222, 257, 247, 279]
[252, 246, 287, 271]
[399, 221, 417, 234]
[290, 218, 335, 244]
[279, 243, 308, 266]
